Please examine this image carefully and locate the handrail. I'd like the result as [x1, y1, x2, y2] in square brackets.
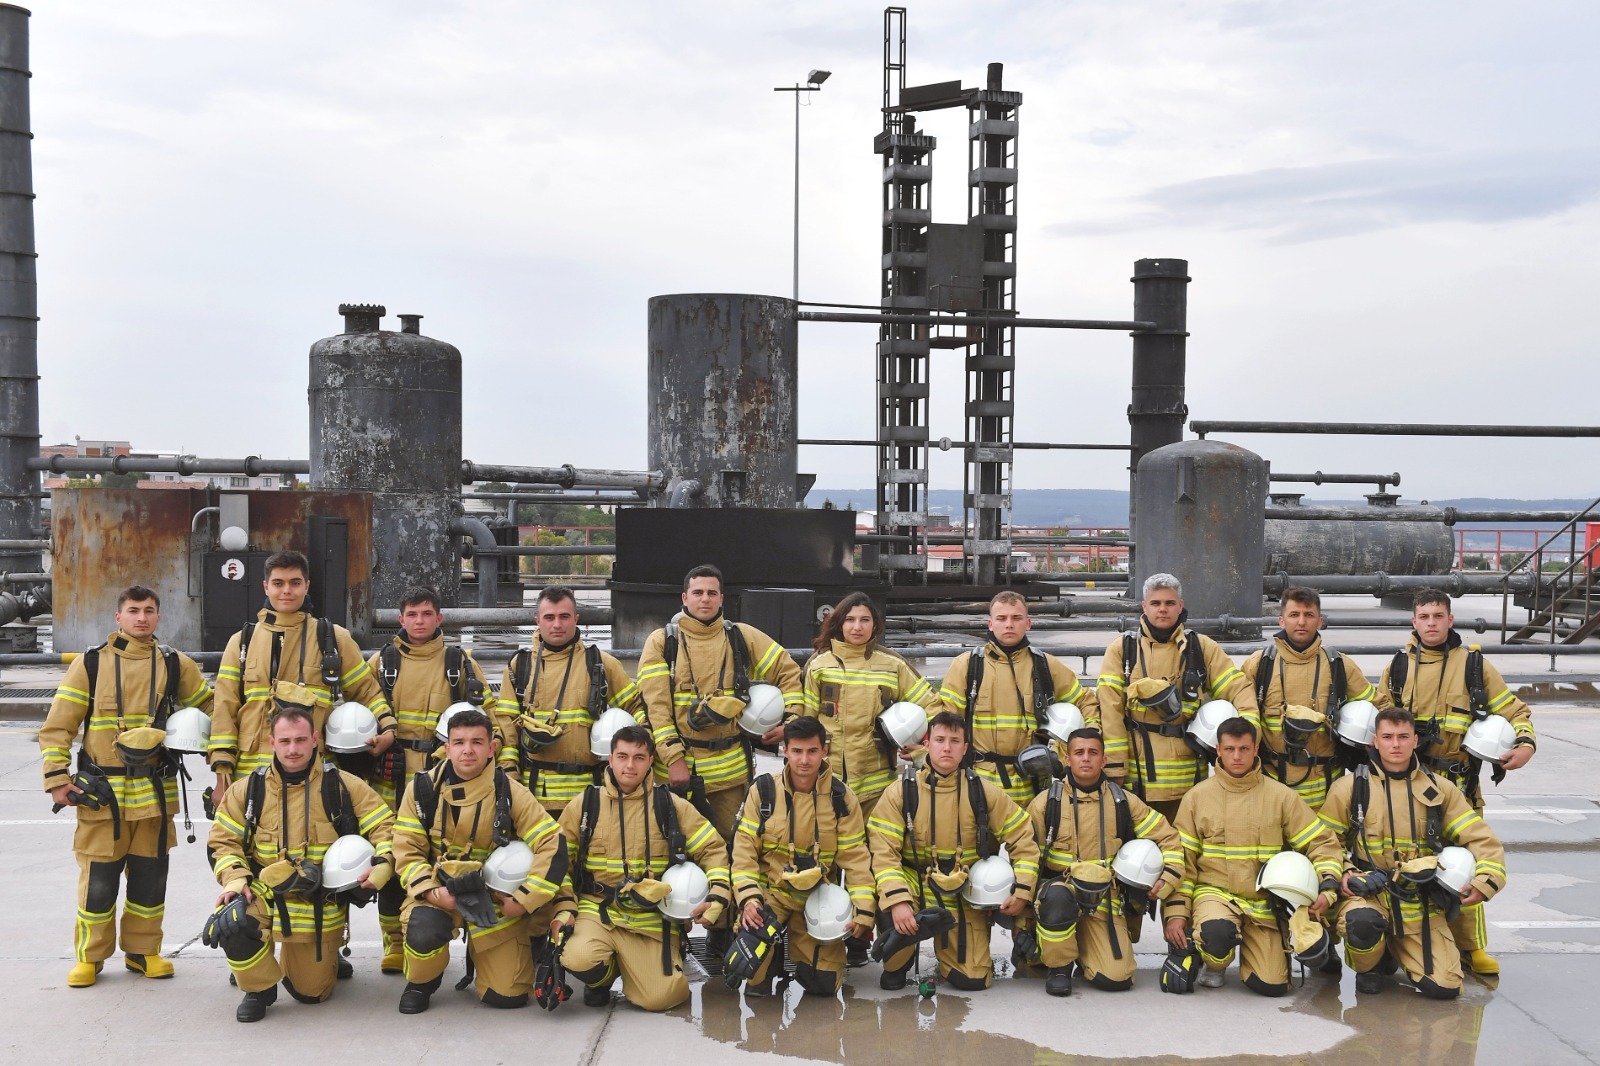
[1500, 496, 1600, 642]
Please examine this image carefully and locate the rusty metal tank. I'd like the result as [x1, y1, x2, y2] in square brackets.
[1264, 492, 1455, 576]
[646, 294, 799, 508]
[1133, 439, 1268, 634]
[309, 305, 461, 606]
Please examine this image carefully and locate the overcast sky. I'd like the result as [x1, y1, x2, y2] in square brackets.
[26, 1, 1599, 503]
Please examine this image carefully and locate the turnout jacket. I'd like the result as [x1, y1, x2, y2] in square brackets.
[1027, 775, 1182, 915]
[637, 612, 802, 791]
[365, 633, 502, 802]
[1319, 759, 1507, 920]
[208, 760, 394, 936]
[867, 762, 1041, 913]
[1096, 615, 1259, 801]
[551, 775, 731, 939]
[497, 635, 642, 808]
[1240, 632, 1385, 809]
[731, 765, 876, 924]
[1379, 630, 1535, 785]
[210, 609, 393, 776]
[392, 762, 565, 939]
[938, 639, 1100, 804]
[801, 639, 939, 805]
[40, 632, 213, 822]
[1167, 760, 1342, 927]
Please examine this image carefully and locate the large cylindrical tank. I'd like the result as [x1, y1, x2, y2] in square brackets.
[0, 5, 38, 576]
[647, 294, 798, 508]
[1134, 440, 1268, 634]
[309, 304, 461, 606]
[1264, 493, 1454, 576]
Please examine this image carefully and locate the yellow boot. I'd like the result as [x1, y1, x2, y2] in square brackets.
[67, 961, 103, 988]
[380, 919, 404, 974]
[1463, 949, 1500, 975]
[124, 953, 175, 979]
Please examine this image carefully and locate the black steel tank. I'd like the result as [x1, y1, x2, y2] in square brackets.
[309, 305, 461, 606]
[1264, 492, 1455, 576]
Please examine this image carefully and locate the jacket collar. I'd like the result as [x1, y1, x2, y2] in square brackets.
[1141, 610, 1188, 644]
[1215, 758, 1263, 793]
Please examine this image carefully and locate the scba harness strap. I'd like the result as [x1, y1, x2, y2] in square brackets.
[963, 648, 1056, 788]
[239, 615, 343, 701]
[1120, 631, 1210, 792]
[77, 641, 186, 844]
[573, 782, 691, 976]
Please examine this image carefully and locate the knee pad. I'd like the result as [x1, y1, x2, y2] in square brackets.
[123, 854, 168, 907]
[406, 906, 454, 955]
[567, 958, 617, 987]
[1242, 973, 1289, 998]
[943, 969, 990, 992]
[1345, 909, 1388, 952]
[793, 963, 838, 997]
[1413, 974, 1460, 1000]
[281, 976, 326, 1004]
[480, 988, 530, 1009]
[1198, 919, 1239, 958]
[84, 861, 124, 913]
[1087, 971, 1133, 992]
[378, 878, 405, 917]
[1036, 881, 1080, 931]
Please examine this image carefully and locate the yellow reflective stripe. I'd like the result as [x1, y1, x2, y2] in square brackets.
[1097, 675, 1125, 691]
[1487, 690, 1514, 711]
[753, 643, 782, 677]
[637, 663, 670, 680]
[938, 684, 967, 710]
[55, 685, 91, 705]
[1444, 810, 1483, 837]
[1287, 821, 1324, 849]
[214, 810, 248, 837]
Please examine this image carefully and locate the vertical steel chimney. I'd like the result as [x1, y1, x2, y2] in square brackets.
[0, 5, 38, 576]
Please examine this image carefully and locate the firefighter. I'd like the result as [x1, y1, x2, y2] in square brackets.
[938, 591, 1101, 806]
[392, 708, 567, 1013]
[1240, 586, 1387, 810]
[868, 711, 1041, 991]
[205, 705, 394, 1022]
[730, 715, 875, 997]
[41, 585, 213, 987]
[1020, 727, 1181, 995]
[499, 583, 642, 814]
[1320, 707, 1507, 999]
[1378, 588, 1533, 976]
[1097, 573, 1260, 820]
[364, 585, 502, 973]
[551, 723, 732, 1012]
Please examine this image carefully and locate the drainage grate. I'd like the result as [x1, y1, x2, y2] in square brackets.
[0, 688, 56, 699]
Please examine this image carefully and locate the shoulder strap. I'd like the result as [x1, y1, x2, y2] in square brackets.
[964, 651, 984, 735]
[490, 767, 516, 846]
[239, 623, 256, 670]
[663, 623, 680, 676]
[378, 644, 401, 701]
[322, 763, 359, 837]
[830, 777, 850, 820]
[444, 645, 465, 704]
[1326, 648, 1347, 707]
[316, 618, 342, 699]
[1121, 631, 1137, 684]
[652, 783, 689, 862]
[412, 765, 440, 836]
[1182, 635, 1208, 698]
[901, 765, 918, 831]
[243, 767, 270, 849]
[755, 773, 777, 837]
[1388, 650, 1408, 706]
[1106, 778, 1134, 843]
[1347, 763, 1370, 854]
[725, 621, 752, 700]
[510, 648, 532, 711]
[1254, 644, 1276, 708]
[1030, 650, 1054, 716]
[80, 647, 103, 742]
[575, 784, 601, 892]
[1043, 777, 1063, 849]
[967, 768, 993, 858]
[1464, 648, 1489, 719]
[151, 646, 181, 729]
[586, 645, 608, 718]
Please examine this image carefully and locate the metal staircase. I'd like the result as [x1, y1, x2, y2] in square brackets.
[1500, 497, 1600, 643]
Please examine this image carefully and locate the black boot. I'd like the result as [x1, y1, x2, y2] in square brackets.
[1046, 967, 1073, 997]
[583, 983, 612, 1007]
[1355, 971, 1384, 994]
[398, 983, 433, 1014]
[336, 956, 354, 980]
[879, 967, 909, 991]
[236, 984, 278, 1023]
[846, 936, 870, 969]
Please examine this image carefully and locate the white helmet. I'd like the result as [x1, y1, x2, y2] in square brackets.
[325, 701, 379, 754]
[961, 855, 1015, 909]
[590, 706, 639, 758]
[163, 706, 212, 754]
[434, 701, 478, 743]
[658, 862, 709, 921]
[1256, 851, 1321, 909]
[1435, 846, 1476, 894]
[1334, 700, 1379, 748]
[1041, 701, 1086, 744]
[1112, 838, 1165, 891]
[1186, 699, 1240, 754]
[483, 840, 535, 894]
[1463, 715, 1516, 763]
[802, 882, 854, 943]
[739, 683, 787, 737]
[321, 834, 376, 891]
[877, 701, 929, 750]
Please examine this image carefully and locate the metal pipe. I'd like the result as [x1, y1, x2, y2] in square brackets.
[0, 7, 38, 583]
[1128, 258, 1190, 579]
[375, 606, 615, 628]
[460, 462, 663, 491]
[800, 437, 1131, 451]
[28, 454, 308, 476]
[473, 544, 615, 557]
[0, 538, 46, 549]
[1262, 572, 1538, 596]
[462, 492, 643, 505]
[1265, 506, 1585, 525]
[796, 310, 1155, 331]
[508, 483, 651, 498]
[0, 571, 47, 583]
[1270, 471, 1401, 489]
[448, 516, 499, 609]
[666, 478, 703, 509]
[1195, 420, 1600, 439]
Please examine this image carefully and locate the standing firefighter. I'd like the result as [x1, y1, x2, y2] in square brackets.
[1097, 573, 1260, 820]
[1320, 708, 1507, 999]
[41, 585, 213, 987]
[391, 708, 567, 1014]
[205, 706, 395, 1022]
[363, 585, 501, 974]
[1018, 728, 1181, 996]
[500, 584, 642, 813]
[938, 591, 1100, 806]
[728, 715, 875, 997]
[1378, 588, 1533, 976]
[1240, 586, 1386, 810]
[868, 711, 1041, 992]
[553, 724, 732, 1012]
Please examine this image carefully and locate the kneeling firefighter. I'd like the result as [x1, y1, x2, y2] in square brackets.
[726, 716, 876, 997]
[204, 705, 394, 1022]
[866, 711, 1040, 991]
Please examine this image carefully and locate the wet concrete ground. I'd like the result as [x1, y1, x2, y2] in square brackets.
[3, 701, 1598, 1065]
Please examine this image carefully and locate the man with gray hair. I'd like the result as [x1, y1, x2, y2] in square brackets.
[1096, 574, 1258, 820]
